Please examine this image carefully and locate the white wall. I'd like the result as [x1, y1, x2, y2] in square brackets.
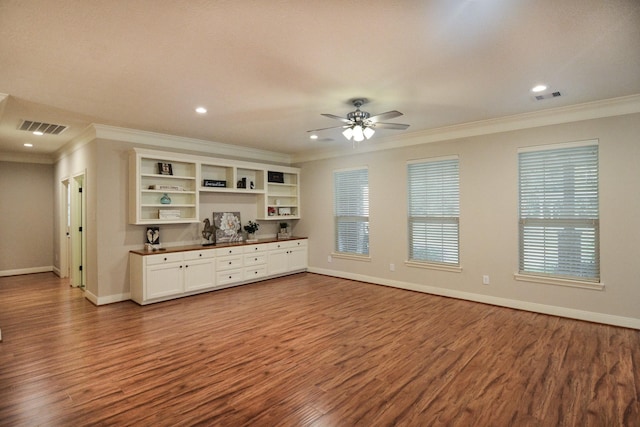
[0, 161, 54, 275]
[296, 113, 640, 327]
[54, 141, 97, 295]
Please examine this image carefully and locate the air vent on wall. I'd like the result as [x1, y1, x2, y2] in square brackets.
[534, 91, 562, 101]
[18, 120, 68, 135]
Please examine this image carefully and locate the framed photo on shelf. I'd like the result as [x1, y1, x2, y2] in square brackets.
[158, 162, 173, 175]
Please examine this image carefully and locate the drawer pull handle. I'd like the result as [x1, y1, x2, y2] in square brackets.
[228, 261, 232, 265]
[164, 257, 167, 261]
[199, 254, 202, 257]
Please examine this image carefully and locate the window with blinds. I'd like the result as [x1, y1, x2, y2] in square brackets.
[334, 167, 369, 255]
[518, 141, 599, 281]
[407, 156, 459, 265]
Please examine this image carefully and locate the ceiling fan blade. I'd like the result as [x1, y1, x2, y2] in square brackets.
[321, 113, 352, 124]
[367, 110, 403, 123]
[307, 125, 349, 133]
[374, 122, 410, 130]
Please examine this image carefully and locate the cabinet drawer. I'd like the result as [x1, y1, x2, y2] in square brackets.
[290, 239, 308, 248]
[145, 252, 183, 266]
[215, 246, 243, 256]
[243, 253, 266, 266]
[243, 244, 267, 253]
[184, 249, 216, 261]
[266, 241, 287, 251]
[217, 255, 243, 271]
[217, 269, 243, 286]
[244, 266, 267, 279]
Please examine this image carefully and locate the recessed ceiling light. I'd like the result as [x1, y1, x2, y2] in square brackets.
[309, 134, 318, 140]
[195, 107, 207, 114]
[531, 84, 548, 93]
[24, 143, 33, 147]
[33, 131, 44, 136]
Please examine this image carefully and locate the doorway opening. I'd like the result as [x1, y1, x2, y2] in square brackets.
[60, 173, 86, 288]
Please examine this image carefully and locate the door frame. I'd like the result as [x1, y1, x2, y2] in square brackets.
[59, 171, 86, 287]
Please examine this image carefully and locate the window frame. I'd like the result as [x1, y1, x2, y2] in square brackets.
[333, 166, 370, 259]
[406, 155, 461, 270]
[516, 140, 601, 288]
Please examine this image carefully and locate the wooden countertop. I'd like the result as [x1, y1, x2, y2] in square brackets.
[130, 236, 307, 256]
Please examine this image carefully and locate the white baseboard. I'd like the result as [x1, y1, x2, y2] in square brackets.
[0, 266, 53, 277]
[308, 267, 640, 330]
[84, 290, 131, 306]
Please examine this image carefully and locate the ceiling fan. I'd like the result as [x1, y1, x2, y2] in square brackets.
[308, 98, 410, 144]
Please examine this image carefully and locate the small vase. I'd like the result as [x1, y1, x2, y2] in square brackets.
[247, 233, 257, 242]
[160, 193, 171, 204]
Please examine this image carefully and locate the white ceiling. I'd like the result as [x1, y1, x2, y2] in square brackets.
[1, 0, 639, 162]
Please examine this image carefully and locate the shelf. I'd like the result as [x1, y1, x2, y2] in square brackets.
[141, 204, 196, 208]
[199, 187, 265, 194]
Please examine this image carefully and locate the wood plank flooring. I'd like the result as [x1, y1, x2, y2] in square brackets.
[0, 272, 639, 426]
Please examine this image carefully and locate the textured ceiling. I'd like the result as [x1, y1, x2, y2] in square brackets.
[1, 0, 639, 161]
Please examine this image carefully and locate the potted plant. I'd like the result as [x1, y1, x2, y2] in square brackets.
[243, 220, 260, 242]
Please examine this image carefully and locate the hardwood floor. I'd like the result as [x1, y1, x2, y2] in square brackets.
[0, 272, 638, 426]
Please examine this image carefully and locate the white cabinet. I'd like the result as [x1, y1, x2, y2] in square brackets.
[243, 244, 268, 281]
[184, 250, 216, 292]
[130, 249, 215, 304]
[145, 253, 185, 299]
[215, 246, 244, 286]
[130, 239, 307, 305]
[267, 239, 308, 276]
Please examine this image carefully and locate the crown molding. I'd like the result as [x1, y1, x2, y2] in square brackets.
[0, 151, 55, 164]
[53, 124, 98, 162]
[91, 124, 292, 165]
[292, 94, 640, 163]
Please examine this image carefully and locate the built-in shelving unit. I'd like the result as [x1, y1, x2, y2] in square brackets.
[129, 148, 300, 225]
[200, 162, 265, 194]
[262, 170, 299, 220]
[130, 152, 198, 224]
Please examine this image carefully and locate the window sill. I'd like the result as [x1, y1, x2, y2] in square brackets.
[405, 261, 462, 273]
[514, 273, 604, 291]
[331, 253, 371, 262]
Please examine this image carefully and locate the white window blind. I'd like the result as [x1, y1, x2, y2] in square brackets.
[408, 157, 459, 265]
[334, 168, 369, 255]
[518, 142, 599, 281]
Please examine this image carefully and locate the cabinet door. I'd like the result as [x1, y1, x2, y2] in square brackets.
[267, 248, 288, 276]
[184, 258, 215, 292]
[287, 246, 308, 272]
[146, 262, 184, 299]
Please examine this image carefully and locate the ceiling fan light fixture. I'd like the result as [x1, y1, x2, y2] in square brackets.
[352, 125, 364, 142]
[363, 126, 375, 139]
[342, 127, 354, 140]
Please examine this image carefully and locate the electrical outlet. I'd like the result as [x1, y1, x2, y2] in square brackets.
[328, 255, 332, 263]
[390, 263, 395, 271]
[482, 275, 490, 285]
